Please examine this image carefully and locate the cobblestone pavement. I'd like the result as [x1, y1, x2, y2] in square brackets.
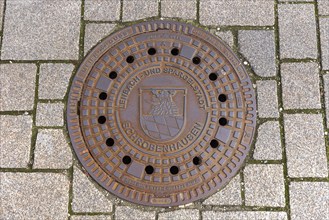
[0, 0, 328, 220]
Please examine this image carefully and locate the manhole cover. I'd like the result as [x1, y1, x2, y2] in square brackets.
[67, 20, 256, 207]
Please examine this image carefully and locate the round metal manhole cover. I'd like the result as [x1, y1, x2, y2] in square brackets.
[67, 20, 256, 207]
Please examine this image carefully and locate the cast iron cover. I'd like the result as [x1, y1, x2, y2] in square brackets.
[67, 20, 256, 207]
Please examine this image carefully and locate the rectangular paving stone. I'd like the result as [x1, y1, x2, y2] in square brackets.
[320, 18, 329, 70]
[278, 4, 317, 59]
[39, 64, 74, 99]
[318, 0, 329, 15]
[33, 129, 72, 169]
[290, 182, 329, 220]
[36, 102, 64, 127]
[0, 64, 36, 111]
[0, 172, 69, 219]
[284, 114, 328, 177]
[84, 0, 120, 21]
[161, 0, 196, 20]
[256, 80, 279, 118]
[215, 31, 234, 48]
[324, 74, 329, 128]
[1, 0, 80, 60]
[281, 63, 321, 109]
[158, 209, 199, 220]
[123, 0, 158, 22]
[239, 30, 276, 77]
[115, 206, 155, 220]
[202, 211, 288, 220]
[200, 0, 275, 26]
[0, 115, 32, 168]
[244, 164, 285, 207]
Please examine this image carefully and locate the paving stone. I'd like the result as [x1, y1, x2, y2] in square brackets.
[318, 0, 329, 15]
[85, 23, 116, 55]
[115, 206, 155, 220]
[1, 0, 80, 60]
[0, 115, 32, 168]
[324, 74, 329, 128]
[200, 0, 275, 26]
[239, 30, 276, 77]
[39, 64, 74, 99]
[278, 4, 317, 59]
[158, 209, 199, 220]
[0, 172, 69, 220]
[71, 216, 112, 220]
[290, 182, 329, 220]
[161, 0, 196, 20]
[33, 129, 72, 169]
[72, 167, 113, 213]
[84, 0, 120, 21]
[0, 0, 4, 28]
[36, 102, 64, 127]
[0, 64, 36, 111]
[320, 18, 329, 70]
[123, 0, 158, 22]
[281, 63, 321, 109]
[253, 121, 282, 160]
[244, 164, 285, 207]
[215, 31, 234, 48]
[284, 114, 328, 177]
[202, 211, 288, 220]
[256, 80, 279, 118]
[203, 175, 241, 205]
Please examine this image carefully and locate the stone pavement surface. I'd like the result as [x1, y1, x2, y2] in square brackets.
[0, 0, 328, 220]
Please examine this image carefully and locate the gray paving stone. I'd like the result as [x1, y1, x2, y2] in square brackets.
[36, 102, 64, 127]
[318, 0, 329, 15]
[284, 114, 328, 177]
[239, 30, 276, 77]
[115, 206, 155, 220]
[215, 31, 234, 48]
[161, 0, 196, 20]
[281, 63, 321, 109]
[320, 18, 329, 70]
[33, 129, 72, 169]
[71, 216, 112, 220]
[256, 80, 279, 118]
[73, 167, 113, 213]
[203, 175, 241, 205]
[200, 0, 275, 26]
[324, 74, 329, 128]
[0, 172, 69, 220]
[84, 0, 120, 21]
[278, 4, 317, 59]
[290, 182, 329, 220]
[254, 121, 282, 160]
[85, 23, 116, 55]
[202, 211, 288, 220]
[0, 64, 36, 111]
[39, 64, 74, 99]
[1, 0, 80, 60]
[123, 0, 158, 22]
[0, 115, 32, 168]
[244, 164, 285, 207]
[158, 209, 199, 220]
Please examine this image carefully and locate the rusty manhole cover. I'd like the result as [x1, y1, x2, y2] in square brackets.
[67, 20, 256, 206]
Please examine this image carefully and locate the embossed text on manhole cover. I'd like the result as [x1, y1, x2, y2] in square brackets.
[67, 20, 256, 207]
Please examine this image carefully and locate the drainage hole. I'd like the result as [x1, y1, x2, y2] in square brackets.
[210, 139, 219, 148]
[171, 48, 179, 56]
[109, 71, 117, 79]
[193, 156, 201, 165]
[192, 57, 201, 65]
[98, 116, 106, 124]
[209, 73, 218, 81]
[148, 48, 156, 55]
[106, 138, 114, 147]
[170, 166, 179, 175]
[99, 92, 107, 100]
[145, 165, 154, 174]
[218, 94, 227, 102]
[122, 156, 132, 165]
[219, 117, 228, 126]
[126, 55, 134, 63]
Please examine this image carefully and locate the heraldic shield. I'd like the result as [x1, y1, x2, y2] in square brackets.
[139, 88, 186, 141]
